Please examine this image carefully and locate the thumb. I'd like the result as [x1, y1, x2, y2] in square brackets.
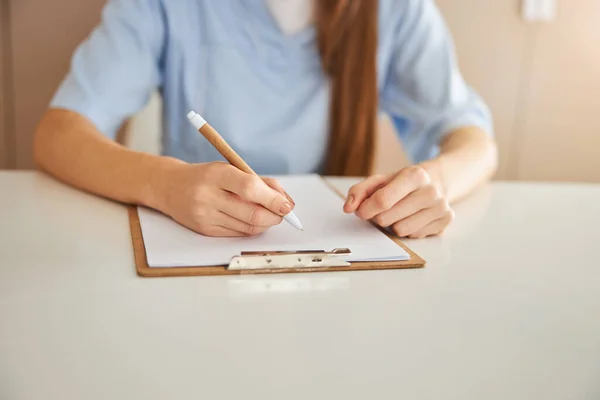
[262, 177, 295, 208]
[344, 174, 391, 213]
[262, 177, 285, 195]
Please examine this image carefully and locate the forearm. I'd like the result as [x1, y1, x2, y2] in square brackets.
[33, 108, 181, 209]
[420, 126, 498, 203]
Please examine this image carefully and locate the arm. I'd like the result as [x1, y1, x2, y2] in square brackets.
[34, 0, 169, 207]
[419, 125, 498, 203]
[34, 109, 292, 236]
[381, 0, 497, 200]
[33, 108, 182, 210]
[344, 126, 497, 238]
[345, 0, 497, 237]
[34, 0, 292, 237]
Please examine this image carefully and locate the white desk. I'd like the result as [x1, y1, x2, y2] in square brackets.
[1, 171, 600, 400]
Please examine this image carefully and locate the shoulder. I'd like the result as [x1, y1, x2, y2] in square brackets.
[379, 0, 419, 15]
[98, 0, 169, 31]
[377, 0, 451, 53]
[378, 0, 443, 30]
[102, 0, 167, 15]
[101, 0, 209, 26]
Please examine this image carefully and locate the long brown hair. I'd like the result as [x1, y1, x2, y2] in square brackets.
[315, 0, 379, 176]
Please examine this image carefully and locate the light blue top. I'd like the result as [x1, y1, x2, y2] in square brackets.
[51, 0, 493, 175]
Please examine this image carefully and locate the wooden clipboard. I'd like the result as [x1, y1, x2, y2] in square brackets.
[128, 179, 426, 277]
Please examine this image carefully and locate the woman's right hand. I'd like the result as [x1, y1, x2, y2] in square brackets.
[154, 161, 294, 237]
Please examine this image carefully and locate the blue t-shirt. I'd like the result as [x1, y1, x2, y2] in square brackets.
[51, 0, 493, 175]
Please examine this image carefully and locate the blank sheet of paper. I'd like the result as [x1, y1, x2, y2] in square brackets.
[138, 175, 409, 267]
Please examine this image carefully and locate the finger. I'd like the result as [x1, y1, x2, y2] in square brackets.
[262, 177, 296, 207]
[214, 210, 270, 236]
[344, 174, 390, 213]
[170, 209, 245, 238]
[355, 167, 430, 220]
[217, 190, 283, 227]
[201, 225, 248, 238]
[221, 169, 292, 217]
[407, 212, 454, 239]
[391, 200, 451, 238]
[372, 185, 442, 228]
[262, 177, 285, 195]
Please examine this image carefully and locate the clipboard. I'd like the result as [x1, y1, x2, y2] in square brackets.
[128, 178, 426, 277]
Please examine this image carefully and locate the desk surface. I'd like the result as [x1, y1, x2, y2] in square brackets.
[1, 171, 600, 400]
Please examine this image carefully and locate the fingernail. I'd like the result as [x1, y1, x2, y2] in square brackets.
[280, 202, 292, 215]
[345, 195, 355, 207]
[284, 192, 296, 207]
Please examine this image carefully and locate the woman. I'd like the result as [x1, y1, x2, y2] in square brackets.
[33, 0, 497, 238]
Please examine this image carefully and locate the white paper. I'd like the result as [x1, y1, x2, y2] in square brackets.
[138, 175, 409, 267]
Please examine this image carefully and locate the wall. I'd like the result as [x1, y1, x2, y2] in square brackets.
[0, 0, 10, 169]
[8, 0, 106, 167]
[435, 0, 600, 182]
[515, 0, 600, 182]
[435, 0, 528, 180]
[1, 0, 600, 183]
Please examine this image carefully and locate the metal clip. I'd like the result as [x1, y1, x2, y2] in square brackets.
[227, 248, 352, 270]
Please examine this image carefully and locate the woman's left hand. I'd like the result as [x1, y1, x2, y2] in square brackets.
[344, 166, 455, 238]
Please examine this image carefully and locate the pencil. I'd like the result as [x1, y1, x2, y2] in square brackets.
[186, 110, 304, 231]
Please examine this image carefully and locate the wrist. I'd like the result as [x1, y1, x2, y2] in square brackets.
[419, 156, 448, 197]
[145, 156, 187, 212]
